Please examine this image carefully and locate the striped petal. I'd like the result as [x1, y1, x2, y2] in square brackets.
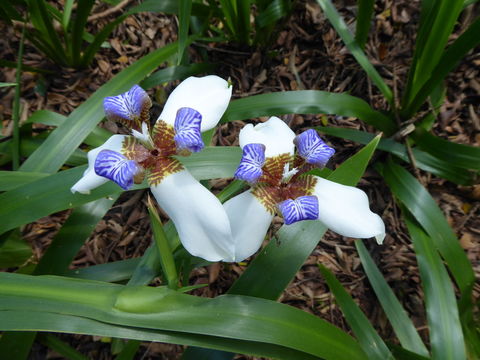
[278, 195, 319, 225]
[313, 176, 385, 244]
[104, 85, 151, 130]
[239, 117, 296, 157]
[294, 129, 335, 167]
[223, 190, 274, 262]
[234, 143, 266, 183]
[157, 76, 232, 132]
[71, 135, 127, 194]
[174, 107, 204, 153]
[94, 150, 138, 190]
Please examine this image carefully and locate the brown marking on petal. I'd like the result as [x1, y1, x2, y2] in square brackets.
[251, 175, 318, 215]
[286, 175, 317, 198]
[259, 153, 292, 185]
[139, 96, 152, 125]
[152, 120, 177, 155]
[251, 184, 280, 214]
[147, 156, 184, 186]
[122, 136, 151, 163]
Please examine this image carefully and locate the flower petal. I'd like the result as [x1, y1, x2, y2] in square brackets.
[239, 117, 295, 157]
[278, 195, 319, 225]
[234, 143, 266, 183]
[294, 129, 335, 167]
[223, 190, 274, 262]
[157, 76, 232, 132]
[104, 85, 151, 130]
[150, 170, 234, 262]
[94, 150, 138, 190]
[313, 176, 385, 243]
[71, 135, 127, 194]
[174, 107, 204, 153]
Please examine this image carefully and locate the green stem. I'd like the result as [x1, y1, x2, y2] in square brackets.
[147, 198, 179, 290]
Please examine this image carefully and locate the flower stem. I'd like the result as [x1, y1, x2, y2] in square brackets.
[147, 196, 179, 290]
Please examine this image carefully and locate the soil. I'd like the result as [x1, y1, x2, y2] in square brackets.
[1, 0, 479, 359]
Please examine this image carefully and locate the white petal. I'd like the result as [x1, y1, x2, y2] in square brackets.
[313, 177, 385, 243]
[157, 76, 232, 132]
[71, 135, 127, 194]
[223, 190, 274, 262]
[239, 116, 295, 157]
[150, 170, 235, 262]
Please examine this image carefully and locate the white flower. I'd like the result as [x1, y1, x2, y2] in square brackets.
[71, 76, 235, 262]
[224, 116, 385, 262]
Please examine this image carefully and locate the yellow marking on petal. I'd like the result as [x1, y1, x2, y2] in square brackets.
[147, 157, 184, 186]
[251, 175, 318, 215]
[251, 184, 279, 214]
[152, 120, 176, 154]
[122, 136, 150, 163]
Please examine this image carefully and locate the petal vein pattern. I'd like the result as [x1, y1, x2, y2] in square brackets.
[295, 129, 335, 167]
[94, 150, 138, 190]
[103, 85, 151, 131]
[174, 107, 204, 153]
[278, 196, 319, 225]
[234, 143, 266, 183]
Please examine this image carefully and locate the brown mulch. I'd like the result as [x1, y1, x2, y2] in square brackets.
[1, 0, 479, 359]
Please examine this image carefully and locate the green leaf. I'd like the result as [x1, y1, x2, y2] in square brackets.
[318, 126, 475, 185]
[0, 273, 368, 360]
[37, 334, 89, 360]
[70, 0, 95, 66]
[412, 127, 480, 170]
[355, 240, 429, 356]
[402, 0, 464, 110]
[0, 171, 49, 191]
[355, 0, 374, 49]
[66, 258, 141, 282]
[0, 82, 17, 87]
[177, 0, 192, 64]
[403, 17, 480, 117]
[19, 42, 178, 174]
[316, 0, 393, 105]
[0, 331, 36, 360]
[0, 310, 319, 360]
[223, 91, 396, 134]
[404, 213, 466, 360]
[319, 265, 393, 360]
[0, 230, 32, 268]
[379, 158, 475, 297]
[25, 110, 113, 148]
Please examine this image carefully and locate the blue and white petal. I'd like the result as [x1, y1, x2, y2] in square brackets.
[234, 143, 266, 183]
[157, 76, 232, 132]
[150, 170, 235, 262]
[71, 135, 128, 194]
[294, 129, 335, 167]
[104, 85, 151, 126]
[174, 107, 204, 153]
[223, 190, 274, 262]
[313, 176, 385, 244]
[278, 196, 319, 225]
[94, 150, 138, 190]
[239, 117, 296, 157]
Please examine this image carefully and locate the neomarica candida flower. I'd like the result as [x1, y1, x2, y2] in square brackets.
[71, 76, 235, 262]
[224, 117, 385, 262]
